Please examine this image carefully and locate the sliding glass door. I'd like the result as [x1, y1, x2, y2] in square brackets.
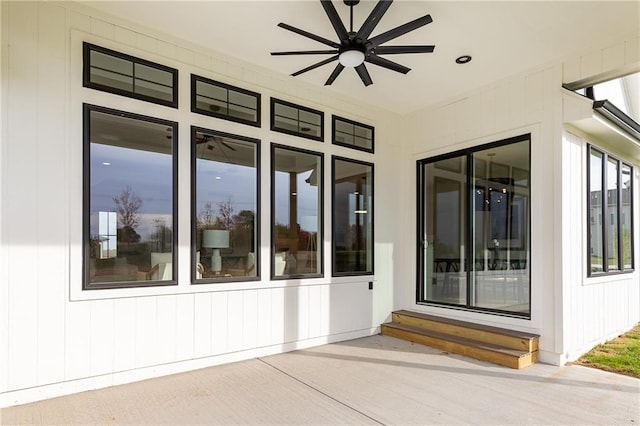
[417, 135, 530, 317]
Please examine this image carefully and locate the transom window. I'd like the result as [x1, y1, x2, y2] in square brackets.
[191, 74, 261, 127]
[588, 146, 634, 275]
[332, 116, 374, 153]
[83, 42, 178, 107]
[271, 98, 324, 141]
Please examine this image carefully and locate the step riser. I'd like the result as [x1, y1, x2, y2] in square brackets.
[392, 312, 538, 352]
[382, 325, 537, 369]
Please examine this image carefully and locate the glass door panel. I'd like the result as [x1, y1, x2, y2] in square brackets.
[421, 156, 467, 305]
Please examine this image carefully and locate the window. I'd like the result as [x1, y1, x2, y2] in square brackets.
[271, 98, 323, 141]
[588, 146, 634, 275]
[332, 116, 374, 153]
[83, 104, 177, 289]
[192, 128, 260, 282]
[333, 157, 373, 275]
[272, 145, 323, 278]
[191, 75, 261, 127]
[417, 134, 531, 317]
[83, 43, 178, 107]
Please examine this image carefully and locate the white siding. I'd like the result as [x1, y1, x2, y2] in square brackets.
[0, 1, 397, 407]
[562, 130, 640, 362]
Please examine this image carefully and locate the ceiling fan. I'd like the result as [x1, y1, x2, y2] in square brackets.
[271, 0, 435, 87]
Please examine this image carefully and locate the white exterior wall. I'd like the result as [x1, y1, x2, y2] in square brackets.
[0, 2, 401, 407]
[399, 30, 640, 365]
[559, 32, 640, 363]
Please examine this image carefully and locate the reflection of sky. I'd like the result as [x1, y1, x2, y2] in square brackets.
[274, 169, 319, 232]
[90, 143, 172, 240]
[196, 159, 256, 214]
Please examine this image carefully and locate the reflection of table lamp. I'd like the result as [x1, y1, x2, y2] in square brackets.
[202, 230, 229, 274]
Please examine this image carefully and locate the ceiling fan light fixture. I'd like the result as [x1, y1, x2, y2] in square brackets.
[339, 49, 365, 68]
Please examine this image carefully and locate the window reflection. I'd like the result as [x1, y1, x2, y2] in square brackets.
[85, 106, 176, 288]
[193, 129, 259, 281]
[333, 158, 373, 275]
[272, 146, 323, 278]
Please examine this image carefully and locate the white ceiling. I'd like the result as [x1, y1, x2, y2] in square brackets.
[80, 0, 640, 114]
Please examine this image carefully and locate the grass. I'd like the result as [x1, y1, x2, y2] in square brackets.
[575, 324, 640, 378]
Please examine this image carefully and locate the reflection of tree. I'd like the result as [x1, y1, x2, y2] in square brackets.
[150, 218, 172, 252]
[113, 186, 142, 243]
[198, 199, 256, 253]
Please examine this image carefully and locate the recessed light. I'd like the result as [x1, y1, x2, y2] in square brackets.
[456, 55, 472, 64]
[102, 162, 111, 166]
[215, 176, 221, 180]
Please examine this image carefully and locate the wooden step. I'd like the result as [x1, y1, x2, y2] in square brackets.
[381, 322, 538, 369]
[392, 310, 538, 352]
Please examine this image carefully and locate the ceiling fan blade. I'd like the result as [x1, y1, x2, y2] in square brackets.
[320, 0, 349, 42]
[221, 141, 237, 152]
[355, 63, 373, 86]
[365, 54, 411, 74]
[271, 49, 338, 56]
[277, 22, 340, 48]
[373, 45, 435, 55]
[324, 63, 345, 86]
[291, 55, 339, 77]
[354, 0, 393, 43]
[367, 14, 433, 48]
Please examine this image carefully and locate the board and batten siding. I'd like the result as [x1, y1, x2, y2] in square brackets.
[0, 1, 398, 407]
[562, 130, 640, 362]
[399, 27, 640, 365]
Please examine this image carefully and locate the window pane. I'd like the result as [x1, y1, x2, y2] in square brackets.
[196, 80, 228, 102]
[194, 130, 258, 280]
[134, 63, 173, 87]
[589, 149, 604, 273]
[621, 164, 633, 270]
[421, 156, 467, 305]
[333, 159, 373, 275]
[607, 158, 619, 271]
[471, 141, 530, 315]
[90, 50, 132, 76]
[86, 107, 175, 288]
[273, 146, 322, 278]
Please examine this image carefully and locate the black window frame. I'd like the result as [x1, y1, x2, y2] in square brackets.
[270, 98, 324, 142]
[83, 42, 178, 108]
[587, 145, 635, 276]
[331, 115, 375, 153]
[270, 143, 324, 280]
[332, 156, 374, 277]
[191, 74, 261, 127]
[416, 133, 532, 318]
[190, 126, 261, 284]
[82, 103, 179, 290]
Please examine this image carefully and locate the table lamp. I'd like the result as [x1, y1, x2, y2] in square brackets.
[202, 230, 229, 274]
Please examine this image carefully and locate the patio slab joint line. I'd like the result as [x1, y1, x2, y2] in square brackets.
[257, 357, 385, 425]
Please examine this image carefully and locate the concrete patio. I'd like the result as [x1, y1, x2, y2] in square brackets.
[1, 334, 638, 425]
